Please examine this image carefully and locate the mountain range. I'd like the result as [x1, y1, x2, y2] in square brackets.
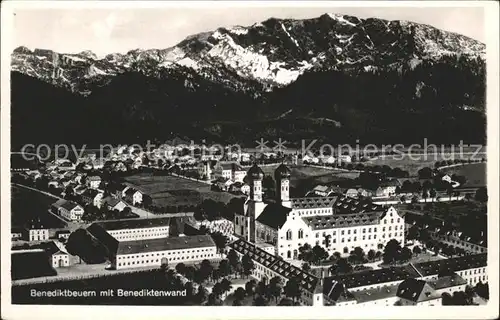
[11, 13, 487, 148]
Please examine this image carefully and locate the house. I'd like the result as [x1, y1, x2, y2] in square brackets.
[338, 155, 352, 163]
[442, 174, 453, 184]
[102, 197, 128, 212]
[198, 161, 213, 180]
[307, 185, 335, 197]
[56, 230, 71, 240]
[52, 199, 84, 221]
[11, 227, 24, 241]
[345, 188, 359, 198]
[87, 176, 102, 189]
[230, 181, 250, 195]
[396, 279, 441, 306]
[213, 162, 246, 183]
[322, 156, 336, 165]
[27, 224, 49, 242]
[124, 188, 143, 205]
[213, 177, 232, 191]
[375, 180, 401, 198]
[81, 189, 104, 208]
[115, 184, 130, 199]
[357, 188, 374, 198]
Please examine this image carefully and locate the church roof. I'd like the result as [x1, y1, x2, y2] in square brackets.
[291, 196, 337, 210]
[274, 163, 291, 179]
[256, 203, 292, 229]
[247, 163, 264, 180]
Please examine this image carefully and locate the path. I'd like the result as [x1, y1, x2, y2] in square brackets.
[13, 183, 63, 200]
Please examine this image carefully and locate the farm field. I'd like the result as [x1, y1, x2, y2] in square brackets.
[11, 185, 66, 229]
[124, 174, 242, 207]
[366, 152, 486, 177]
[443, 163, 486, 187]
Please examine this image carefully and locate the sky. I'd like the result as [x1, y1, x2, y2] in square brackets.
[12, 6, 485, 56]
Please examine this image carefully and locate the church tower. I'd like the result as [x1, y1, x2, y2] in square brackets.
[244, 163, 267, 242]
[275, 163, 292, 208]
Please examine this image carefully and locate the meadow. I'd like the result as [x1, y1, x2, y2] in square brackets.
[11, 185, 67, 229]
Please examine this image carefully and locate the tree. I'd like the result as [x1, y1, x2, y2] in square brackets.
[242, 253, 255, 278]
[253, 295, 268, 306]
[417, 167, 433, 179]
[297, 243, 313, 263]
[234, 287, 246, 303]
[441, 292, 452, 305]
[198, 259, 214, 284]
[464, 285, 475, 305]
[400, 247, 413, 261]
[475, 282, 489, 300]
[218, 259, 232, 279]
[278, 297, 294, 306]
[352, 246, 365, 263]
[311, 245, 329, 265]
[301, 262, 311, 273]
[195, 285, 208, 304]
[227, 249, 240, 271]
[429, 189, 437, 202]
[367, 249, 376, 261]
[220, 278, 233, 299]
[175, 262, 186, 275]
[245, 279, 256, 297]
[475, 187, 488, 202]
[207, 293, 222, 306]
[210, 232, 228, 254]
[269, 276, 284, 303]
[383, 239, 402, 264]
[421, 188, 429, 203]
[412, 246, 422, 256]
[283, 276, 301, 302]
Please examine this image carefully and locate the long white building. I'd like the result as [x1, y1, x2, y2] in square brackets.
[88, 218, 171, 241]
[234, 163, 405, 260]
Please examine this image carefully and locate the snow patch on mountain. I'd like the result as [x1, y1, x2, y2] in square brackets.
[327, 13, 357, 27]
[176, 57, 200, 70]
[229, 26, 249, 35]
[280, 23, 300, 48]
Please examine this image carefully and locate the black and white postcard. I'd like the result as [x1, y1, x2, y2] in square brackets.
[1, 1, 499, 319]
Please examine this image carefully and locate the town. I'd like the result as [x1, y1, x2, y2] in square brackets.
[10, 141, 488, 306]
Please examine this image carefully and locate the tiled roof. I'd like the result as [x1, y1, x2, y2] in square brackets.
[82, 189, 100, 198]
[255, 203, 291, 229]
[380, 180, 401, 187]
[102, 196, 125, 208]
[325, 265, 419, 290]
[396, 279, 440, 303]
[228, 238, 319, 294]
[351, 284, 400, 304]
[333, 196, 383, 214]
[93, 217, 171, 231]
[411, 253, 487, 277]
[116, 235, 215, 255]
[87, 176, 101, 181]
[291, 196, 338, 210]
[302, 212, 382, 230]
[86, 224, 119, 254]
[427, 274, 468, 290]
[52, 199, 80, 211]
[313, 185, 329, 192]
[322, 279, 356, 302]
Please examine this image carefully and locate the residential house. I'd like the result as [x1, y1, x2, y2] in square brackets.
[345, 188, 359, 198]
[213, 162, 246, 183]
[307, 185, 335, 197]
[87, 176, 102, 189]
[27, 224, 50, 242]
[442, 175, 453, 184]
[81, 189, 104, 208]
[115, 184, 130, 199]
[375, 180, 401, 198]
[11, 228, 24, 241]
[102, 197, 128, 212]
[124, 188, 143, 205]
[396, 279, 442, 306]
[56, 230, 71, 240]
[52, 199, 84, 221]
